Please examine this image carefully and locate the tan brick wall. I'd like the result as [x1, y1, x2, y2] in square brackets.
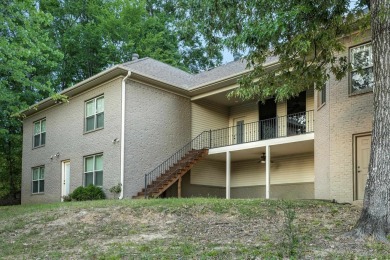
[22, 77, 123, 204]
[314, 83, 331, 199]
[315, 33, 373, 202]
[124, 80, 191, 198]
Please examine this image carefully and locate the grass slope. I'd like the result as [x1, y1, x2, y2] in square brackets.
[0, 198, 390, 259]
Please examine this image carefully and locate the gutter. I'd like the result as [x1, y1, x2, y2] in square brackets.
[119, 71, 132, 199]
[21, 65, 129, 117]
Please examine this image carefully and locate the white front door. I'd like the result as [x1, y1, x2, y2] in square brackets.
[356, 136, 371, 200]
[62, 161, 71, 201]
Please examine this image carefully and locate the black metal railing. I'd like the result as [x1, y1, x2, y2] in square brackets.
[143, 110, 314, 197]
[144, 131, 210, 198]
[210, 110, 314, 148]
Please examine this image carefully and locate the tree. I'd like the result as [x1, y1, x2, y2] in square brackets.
[352, 0, 390, 241]
[145, 0, 223, 72]
[0, 0, 222, 201]
[177, 0, 390, 239]
[0, 0, 62, 198]
[39, 0, 223, 90]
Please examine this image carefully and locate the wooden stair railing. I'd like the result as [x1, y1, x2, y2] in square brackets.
[132, 149, 208, 199]
[135, 131, 211, 199]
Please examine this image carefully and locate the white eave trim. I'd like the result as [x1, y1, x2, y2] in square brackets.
[209, 133, 314, 154]
[187, 59, 280, 95]
[22, 65, 129, 116]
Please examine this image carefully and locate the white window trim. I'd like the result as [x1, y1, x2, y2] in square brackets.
[33, 118, 46, 148]
[85, 95, 104, 133]
[317, 84, 326, 109]
[84, 154, 103, 187]
[32, 166, 44, 194]
[349, 42, 373, 95]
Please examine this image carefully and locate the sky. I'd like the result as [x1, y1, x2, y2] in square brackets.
[222, 48, 234, 64]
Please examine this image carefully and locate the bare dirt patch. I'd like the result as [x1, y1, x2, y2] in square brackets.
[1, 199, 389, 259]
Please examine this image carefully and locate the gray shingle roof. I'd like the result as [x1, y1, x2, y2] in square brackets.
[190, 59, 249, 88]
[22, 55, 279, 116]
[121, 56, 279, 90]
[121, 58, 194, 88]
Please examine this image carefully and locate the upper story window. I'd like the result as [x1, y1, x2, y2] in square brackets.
[84, 154, 103, 186]
[350, 43, 374, 94]
[318, 85, 326, 108]
[33, 119, 46, 148]
[85, 96, 104, 132]
[32, 166, 44, 194]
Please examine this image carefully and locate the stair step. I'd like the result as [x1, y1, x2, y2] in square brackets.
[134, 148, 209, 199]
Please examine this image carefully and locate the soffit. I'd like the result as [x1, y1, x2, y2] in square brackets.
[192, 88, 256, 107]
[207, 139, 314, 162]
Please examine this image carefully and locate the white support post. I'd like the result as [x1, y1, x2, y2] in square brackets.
[226, 151, 231, 199]
[266, 145, 271, 199]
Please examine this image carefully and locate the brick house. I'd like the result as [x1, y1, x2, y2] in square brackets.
[21, 35, 373, 204]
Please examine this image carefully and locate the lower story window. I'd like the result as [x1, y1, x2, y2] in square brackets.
[84, 154, 103, 186]
[32, 166, 44, 193]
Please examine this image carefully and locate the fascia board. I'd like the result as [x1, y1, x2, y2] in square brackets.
[22, 66, 129, 117]
[188, 60, 280, 97]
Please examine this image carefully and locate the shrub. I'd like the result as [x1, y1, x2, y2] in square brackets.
[62, 195, 72, 202]
[109, 183, 122, 199]
[70, 185, 106, 201]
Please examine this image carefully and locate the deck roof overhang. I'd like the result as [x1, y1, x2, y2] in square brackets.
[207, 133, 314, 162]
[189, 61, 279, 106]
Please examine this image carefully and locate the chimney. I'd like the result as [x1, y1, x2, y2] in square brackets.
[132, 53, 139, 61]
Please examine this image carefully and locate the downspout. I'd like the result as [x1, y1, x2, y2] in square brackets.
[119, 71, 131, 199]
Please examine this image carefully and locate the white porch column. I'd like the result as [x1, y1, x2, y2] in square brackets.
[226, 151, 231, 199]
[265, 145, 271, 199]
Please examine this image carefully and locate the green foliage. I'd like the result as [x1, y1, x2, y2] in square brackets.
[0, 0, 221, 200]
[177, 0, 369, 102]
[70, 185, 106, 201]
[278, 201, 302, 258]
[39, 0, 222, 91]
[109, 183, 122, 198]
[62, 195, 72, 202]
[51, 93, 69, 103]
[0, 0, 62, 197]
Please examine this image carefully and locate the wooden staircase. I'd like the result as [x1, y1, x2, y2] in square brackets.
[133, 148, 208, 199]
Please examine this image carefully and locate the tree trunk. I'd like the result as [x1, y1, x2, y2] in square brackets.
[351, 0, 390, 241]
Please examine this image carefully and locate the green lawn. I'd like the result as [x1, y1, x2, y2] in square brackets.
[0, 198, 389, 259]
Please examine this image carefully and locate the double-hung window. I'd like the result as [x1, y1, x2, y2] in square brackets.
[32, 166, 44, 194]
[33, 119, 46, 148]
[350, 43, 374, 94]
[84, 154, 103, 186]
[318, 85, 326, 108]
[85, 96, 104, 132]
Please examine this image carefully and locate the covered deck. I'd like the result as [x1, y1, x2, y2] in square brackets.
[189, 85, 315, 199]
[207, 133, 314, 199]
